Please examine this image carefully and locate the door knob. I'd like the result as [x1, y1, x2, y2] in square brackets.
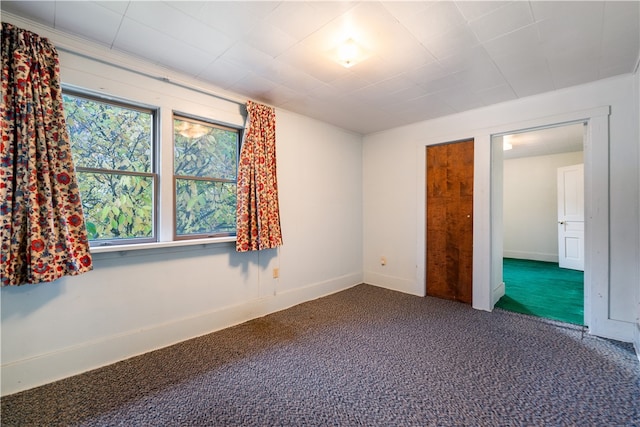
[558, 221, 565, 225]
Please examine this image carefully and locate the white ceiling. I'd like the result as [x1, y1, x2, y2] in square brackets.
[2, 1, 639, 135]
[501, 123, 584, 160]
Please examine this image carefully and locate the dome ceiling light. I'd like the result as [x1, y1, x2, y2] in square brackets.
[336, 38, 368, 68]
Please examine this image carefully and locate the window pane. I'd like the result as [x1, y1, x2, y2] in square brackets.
[175, 179, 236, 236]
[174, 118, 237, 180]
[64, 94, 153, 173]
[77, 172, 154, 241]
[64, 91, 157, 245]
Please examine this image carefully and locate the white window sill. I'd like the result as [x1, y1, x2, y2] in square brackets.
[89, 236, 237, 254]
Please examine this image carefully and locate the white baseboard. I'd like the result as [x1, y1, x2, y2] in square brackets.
[588, 317, 635, 344]
[634, 323, 640, 363]
[492, 282, 506, 307]
[503, 251, 558, 263]
[0, 274, 361, 397]
[364, 271, 423, 296]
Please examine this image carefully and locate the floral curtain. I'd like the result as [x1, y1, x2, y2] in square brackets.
[236, 100, 282, 252]
[1, 23, 93, 286]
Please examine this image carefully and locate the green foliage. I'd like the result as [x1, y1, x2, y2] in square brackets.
[64, 94, 154, 241]
[174, 118, 238, 236]
[174, 120, 237, 179]
[76, 173, 153, 240]
[63, 96, 240, 242]
[175, 179, 236, 235]
[64, 95, 152, 172]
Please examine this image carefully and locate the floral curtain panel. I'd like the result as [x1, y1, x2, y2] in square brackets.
[1, 23, 93, 286]
[236, 100, 283, 252]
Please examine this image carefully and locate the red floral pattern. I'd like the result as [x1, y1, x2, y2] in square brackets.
[1, 23, 93, 286]
[236, 101, 282, 252]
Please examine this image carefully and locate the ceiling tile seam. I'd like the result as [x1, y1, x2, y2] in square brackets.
[596, 2, 616, 79]
[452, 0, 471, 23]
[164, 2, 276, 69]
[384, 20, 448, 80]
[377, 3, 450, 73]
[268, 1, 359, 65]
[457, 8, 547, 104]
[52, 1, 57, 30]
[115, 12, 227, 79]
[453, 0, 512, 23]
[586, 2, 605, 79]
[528, 1, 541, 24]
[199, 41, 243, 80]
[434, 84, 486, 113]
[473, 21, 537, 46]
[525, 2, 559, 95]
[478, 41, 519, 105]
[108, 1, 130, 50]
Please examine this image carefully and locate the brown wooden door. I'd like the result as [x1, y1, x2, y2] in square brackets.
[426, 140, 474, 304]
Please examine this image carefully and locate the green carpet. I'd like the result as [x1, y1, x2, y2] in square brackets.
[495, 258, 584, 325]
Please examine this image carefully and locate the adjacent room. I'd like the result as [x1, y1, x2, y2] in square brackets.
[1, 1, 639, 425]
[495, 124, 586, 325]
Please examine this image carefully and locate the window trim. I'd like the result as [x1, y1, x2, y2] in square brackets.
[89, 235, 237, 255]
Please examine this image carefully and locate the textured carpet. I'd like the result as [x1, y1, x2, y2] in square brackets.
[2, 284, 638, 426]
[495, 258, 584, 325]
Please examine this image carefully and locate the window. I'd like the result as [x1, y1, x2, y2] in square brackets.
[63, 91, 157, 245]
[63, 88, 240, 248]
[173, 115, 239, 239]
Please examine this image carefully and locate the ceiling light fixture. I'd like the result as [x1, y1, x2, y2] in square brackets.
[338, 38, 359, 68]
[503, 135, 514, 150]
[336, 38, 368, 68]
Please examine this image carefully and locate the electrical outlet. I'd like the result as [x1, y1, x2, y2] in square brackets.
[380, 256, 387, 266]
[272, 267, 279, 278]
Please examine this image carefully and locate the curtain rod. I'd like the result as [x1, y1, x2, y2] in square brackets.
[4, 12, 247, 109]
[56, 46, 247, 109]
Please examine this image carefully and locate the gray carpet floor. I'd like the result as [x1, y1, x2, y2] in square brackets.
[2, 284, 639, 426]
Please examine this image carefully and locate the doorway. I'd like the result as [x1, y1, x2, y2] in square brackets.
[493, 123, 585, 325]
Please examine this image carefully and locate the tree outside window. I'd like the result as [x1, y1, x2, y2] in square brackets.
[63, 92, 157, 244]
[173, 116, 239, 238]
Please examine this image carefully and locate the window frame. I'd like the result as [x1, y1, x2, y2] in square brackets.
[172, 112, 242, 241]
[62, 86, 160, 247]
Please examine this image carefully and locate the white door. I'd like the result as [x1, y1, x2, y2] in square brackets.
[557, 164, 584, 270]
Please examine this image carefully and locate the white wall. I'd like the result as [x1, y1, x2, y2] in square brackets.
[503, 151, 584, 262]
[0, 20, 363, 396]
[363, 74, 639, 342]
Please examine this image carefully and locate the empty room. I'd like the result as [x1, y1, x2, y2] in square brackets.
[1, 1, 639, 425]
